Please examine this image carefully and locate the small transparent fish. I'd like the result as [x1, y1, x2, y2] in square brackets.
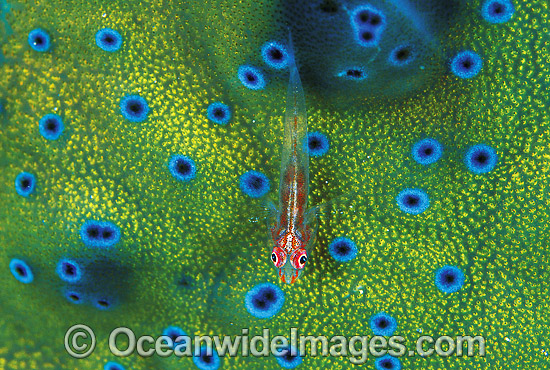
[266, 35, 318, 284]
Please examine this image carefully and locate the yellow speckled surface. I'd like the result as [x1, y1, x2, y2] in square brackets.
[0, 0, 549, 369]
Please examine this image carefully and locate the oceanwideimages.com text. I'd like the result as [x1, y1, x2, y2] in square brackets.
[65, 325, 486, 364]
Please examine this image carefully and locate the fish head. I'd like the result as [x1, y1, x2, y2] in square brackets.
[271, 244, 308, 284]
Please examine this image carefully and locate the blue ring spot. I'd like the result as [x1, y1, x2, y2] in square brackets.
[388, 44, 416, 67]
[9, 258, 34, 284]
[275, 345, 303, 369]
[56, 258, 83, 283]
[351, 4, 385, 47]
[355, 29, 382, 48]
[396, 189, 430, 215]
[193, 345, 221, 370]
[450, 51, 483, 79]
[239, 170, 270, 198]
[93, 295, 117, 311]
[261, 41, 289, 69]
[435, 265, 465, 293]
[375, 355, 401, 370]
[244, 282, 285, 319]
[177, 273, 195, 290]
[162, 326, 188, 349]
[370, 312, 397, 336]
[481, 0, 514, 24]
[206, 102, 231, 125]
[95, 28, 123, 52]
[337, 67, 367, 81]
[306, 131, 330, 157]
[412, 138, 443, 165]
[351, 4, 386, 30]
[39, 113, 64, 140]
[168, 155, 196, 182]
[63, 288, 85, 305]
[328, 237, 358, 262]
[28, 28, 51, 52]
[238, 65, 267, 90]
[104, 361, 125, 370]
[464, 144, 498, 174]
[80, 220, 121, 248]
[15, 172, 36, 197]
[120, 95, 149, 122]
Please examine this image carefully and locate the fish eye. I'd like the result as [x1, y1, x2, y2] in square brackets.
[271, 247, 286, 268]
[291, 249, 308, 269]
